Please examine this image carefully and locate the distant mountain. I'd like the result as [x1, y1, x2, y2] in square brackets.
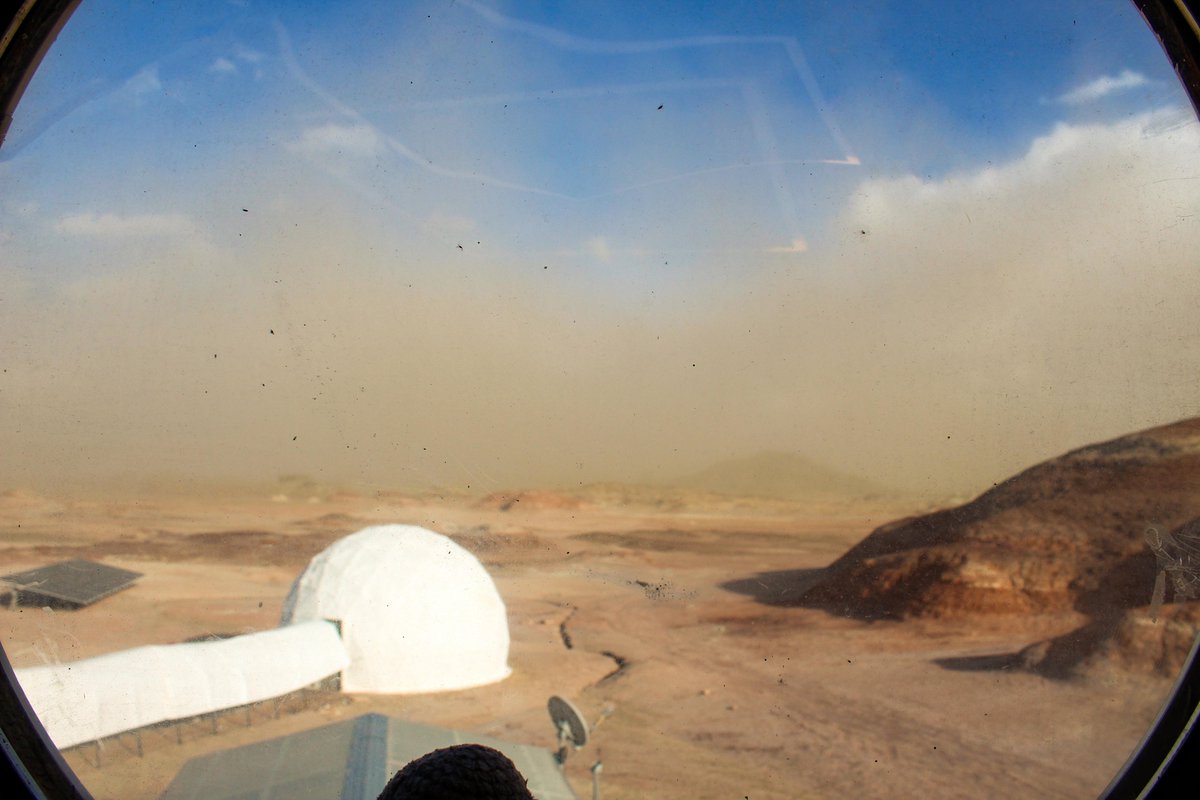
[669, 451, 890, 501]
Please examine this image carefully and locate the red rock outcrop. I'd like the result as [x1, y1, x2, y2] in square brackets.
[802, 418, 1200, 619]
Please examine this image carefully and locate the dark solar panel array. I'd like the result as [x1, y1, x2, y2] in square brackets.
[0, 559, 142, 607]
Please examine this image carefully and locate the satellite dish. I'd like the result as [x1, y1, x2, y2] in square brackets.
[548, 695, 589, 753]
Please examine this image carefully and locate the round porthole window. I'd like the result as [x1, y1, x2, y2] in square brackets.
[1, 2, 1198, 799]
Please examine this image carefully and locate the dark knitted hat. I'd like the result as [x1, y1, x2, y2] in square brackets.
[377, 743, 535, 800]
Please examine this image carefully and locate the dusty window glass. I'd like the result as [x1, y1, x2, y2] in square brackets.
[1, 2, 1198, 799]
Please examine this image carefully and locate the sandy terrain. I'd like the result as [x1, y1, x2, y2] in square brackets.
[0, 487, 1177, 800]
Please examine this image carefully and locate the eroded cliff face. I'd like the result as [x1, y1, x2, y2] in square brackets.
[802, 417, 1200, 620]
[800, 418, 1200, 678]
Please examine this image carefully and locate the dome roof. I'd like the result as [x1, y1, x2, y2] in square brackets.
[281, 524, 511, 693]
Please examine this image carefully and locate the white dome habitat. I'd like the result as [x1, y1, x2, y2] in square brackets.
[281, 524, 512, 693]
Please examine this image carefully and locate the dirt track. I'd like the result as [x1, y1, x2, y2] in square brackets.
[0, 488, 1175, 799]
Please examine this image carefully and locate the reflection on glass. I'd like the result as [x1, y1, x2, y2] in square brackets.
[1, 2, 1198, 798]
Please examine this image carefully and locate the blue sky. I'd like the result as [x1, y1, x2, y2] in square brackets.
[1, 1, 1198, 495]
[5, 1, 1175, 266]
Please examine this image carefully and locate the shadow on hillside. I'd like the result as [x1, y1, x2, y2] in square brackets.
[719, 568, 828, 607]
[934, 615, 1121, 681]
[932, 652, 1024, 672]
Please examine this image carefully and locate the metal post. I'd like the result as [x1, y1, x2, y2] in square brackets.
[591, 759, 602, 800]
[135, 731, 143, 758]
[556, 722, 569, 767]
[210, 713, 218, 735]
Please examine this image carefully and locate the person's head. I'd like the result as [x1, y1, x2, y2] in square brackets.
[376, 743, 535, 800]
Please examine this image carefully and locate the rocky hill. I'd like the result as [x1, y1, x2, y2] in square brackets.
[801, 417, 1200, 620]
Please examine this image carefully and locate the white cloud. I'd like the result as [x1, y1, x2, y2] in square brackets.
[55, 212, 196, 238]
[767, 238, 808, 254]
[811, 106, 1200, 486]
[287, 123, 382, 158]
[234, 46, 265, 64]
[838, 108, 1196, 248]
[1057, 69, 1148, 105]
[585, 235, 611, 262]
[123, 66, 162, 99]
[209, 57, 237, 75]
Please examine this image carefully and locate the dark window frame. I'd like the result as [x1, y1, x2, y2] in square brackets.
[0, 1, 1198, 797]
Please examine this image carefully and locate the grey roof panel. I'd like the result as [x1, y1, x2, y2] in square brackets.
[1, 559, 142, 606]
[363, 717, 577, 800]
[384, 723, 575, 800]
[160, 717, 358, 800]
[341, 714, 390, 800]
[161, 713, 578, 800]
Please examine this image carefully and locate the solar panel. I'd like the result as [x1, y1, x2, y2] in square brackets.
[0, 559, 142, 607]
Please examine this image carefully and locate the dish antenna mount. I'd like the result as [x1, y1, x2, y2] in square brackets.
[548, 695, 589, 763]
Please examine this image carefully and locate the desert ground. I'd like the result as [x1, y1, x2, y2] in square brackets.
[0, 485, 1179, 800]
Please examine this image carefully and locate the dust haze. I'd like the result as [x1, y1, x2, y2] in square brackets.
[3, 109, 1199, 497]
